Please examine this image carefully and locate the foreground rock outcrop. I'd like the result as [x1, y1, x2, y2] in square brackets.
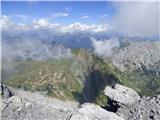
[1, 83, 160, 120]
[1, 95, 74, 120]
[1, 84, 124, 120]
[104, 84, 160, 120]
[69, 103, 124, 120]
[1, 84, 78, 120]
[117, 95, 160, 120]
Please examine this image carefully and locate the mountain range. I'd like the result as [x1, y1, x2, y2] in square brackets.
[2, 39, 160, 104]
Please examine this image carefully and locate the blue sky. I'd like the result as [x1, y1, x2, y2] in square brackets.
[2, 1, 116, 25]
[2, 1, 158, 37]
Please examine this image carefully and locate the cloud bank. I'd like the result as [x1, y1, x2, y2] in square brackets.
[113, 2, 159, 36]
[91, 37, 120, 57]
[1, 15, 110, 33]
[1, 15, 112, 49]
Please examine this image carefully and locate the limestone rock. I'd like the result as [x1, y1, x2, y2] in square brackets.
[110, 41, 160, 72]
[1, 84, 14, 99]
[104, 84, 160, 120]
[1, 95, 73, 120]
[104, 84, 140, 105]
[1, 85, 78, 120]
[117, 95, 160, 120]
[69, 103, 124, 120]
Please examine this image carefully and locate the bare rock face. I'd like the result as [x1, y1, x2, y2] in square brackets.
[1, 84, 14, 98]
[104, 84, 140, 106]
[2, 83, 160, 120]
[1, 84, 77, 120]
[69, 103, 124, 120]
[117, 95, 160, 120]
[111, 41, 160, 72]
[104, 84, 160, 120]
[1, 95, 72, 120]
[1, 84, 124, 120]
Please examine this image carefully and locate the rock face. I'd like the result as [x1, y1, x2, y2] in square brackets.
[104, 84, 140, 105]
[1, 84, 124, 120]
[1, 83, 160, 120]
[1, 84, 78, 120]
[104, 84, 160, 120]
[111, 41, 160, 72]
[1, 96, 72, 120]
[69, 103, 124, 120]
[117, 95, 160, 120]
[1, 84, 14, 98]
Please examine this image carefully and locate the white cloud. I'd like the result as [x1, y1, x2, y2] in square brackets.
[65, 7, 72, 12]
[91, 37, 120, 57]
[14, 14, 31, 19]
[1, 15, 12, 29]
[80, 13, 90, 19]
[67, 23, 110, 33]
[51, 12, 69, 18]
[1, 15, 29, 31]
[100, 14, 108, 18]
[1, 15, 111, 33]
[80, 15, 90, 19]
[113, 2, 159, 36]
[33, 18, 49, 27]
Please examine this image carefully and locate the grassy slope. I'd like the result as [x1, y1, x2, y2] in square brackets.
[4, 60, 83, 100]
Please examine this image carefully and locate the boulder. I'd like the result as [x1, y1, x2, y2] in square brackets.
[104, 84, 140, 105]
[104, 84, 160, 120]
[69, 103, 124, 120]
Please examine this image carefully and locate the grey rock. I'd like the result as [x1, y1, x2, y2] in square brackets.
[110, 41, 160, 72]
[1, 95, 73, 120]
[1, 85, 78, 120]
[69, 103, 124, 120]
[104, 84, 140, 106]
[1, 84, 14, 99]
[116, 95, 160, 120]
[104, 84, 160, 120]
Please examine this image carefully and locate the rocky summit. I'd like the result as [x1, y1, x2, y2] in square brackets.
[1, 84, 124, 120]
[1, 84, 160, 120]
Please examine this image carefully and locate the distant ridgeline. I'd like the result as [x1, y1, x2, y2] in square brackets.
[108, 40, 160, 96]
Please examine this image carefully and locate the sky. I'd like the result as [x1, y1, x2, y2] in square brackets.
[1, 1, 159, 37]
[1, 1, 115, 25]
